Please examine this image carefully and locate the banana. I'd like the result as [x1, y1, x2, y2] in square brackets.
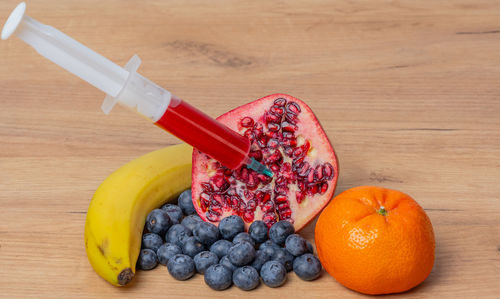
[84, 143, 193, 286]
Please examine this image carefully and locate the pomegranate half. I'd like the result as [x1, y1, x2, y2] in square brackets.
[192, 94, 338, 231]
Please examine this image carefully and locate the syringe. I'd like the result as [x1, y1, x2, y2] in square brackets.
[2, 2, 272, 177]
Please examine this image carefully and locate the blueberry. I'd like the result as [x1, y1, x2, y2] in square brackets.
[178, 189, 196, 215]
[250, 250, 272, 272]
[249, 220, 268, 244]
[285, 234, 308, 256]
[204, 264, 233, 291]
[306, 239, 314, 254]
[210, 239, 233, 259]
[293, 253, 322, 281]
[233, 266, 260, 291]
[161, 204, 183, 224]
[142, 233, 163, 252]
[193, 221, 219, 246]
[269, 220, 294, 246]
[260, 261, 286, 288]
[259, 240, 281, 257]
[194, 251, 219, 274]
[146, 209, 173, 235]
[232, 232, 255, 248]
[167, 254, 195, 280]
[157, 243, 182, 265]
[272, 248, 295, 272]
[137, 249, 158, 270]
[228, 241, 256, 266]
[218, 215, 245, 240]
[219, 255, 237, 272]
[181, 214, 202, 232]
[181, 236, 205, 258]
[166, 224, 193, 247]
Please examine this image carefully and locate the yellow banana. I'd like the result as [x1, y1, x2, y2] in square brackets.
[84, 143, 193, 286]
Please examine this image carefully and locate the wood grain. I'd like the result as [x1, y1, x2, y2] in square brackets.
[1, 0, 499, 298]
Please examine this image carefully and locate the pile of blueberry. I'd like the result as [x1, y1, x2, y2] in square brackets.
[138, 189, 323, 291]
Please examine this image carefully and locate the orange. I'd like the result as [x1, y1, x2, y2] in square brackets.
[315, 186, 435, 295]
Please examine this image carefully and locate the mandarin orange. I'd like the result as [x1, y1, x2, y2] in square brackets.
[315, 186, 435, 295]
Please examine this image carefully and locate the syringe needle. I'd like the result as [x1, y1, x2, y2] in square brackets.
[245, 158, 274, 178]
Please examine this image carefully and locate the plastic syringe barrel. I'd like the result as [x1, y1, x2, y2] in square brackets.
[2, 2, 171, 121]
[1, 2, 269, 173]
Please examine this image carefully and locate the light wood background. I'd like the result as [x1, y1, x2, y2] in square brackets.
[1, 0, 499, 298]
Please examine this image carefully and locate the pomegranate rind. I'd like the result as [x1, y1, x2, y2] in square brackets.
[192, 94, 339, 231]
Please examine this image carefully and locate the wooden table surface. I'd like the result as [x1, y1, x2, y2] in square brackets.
[1, 0, 499, 298]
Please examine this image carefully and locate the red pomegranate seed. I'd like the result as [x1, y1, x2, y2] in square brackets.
[315, 165, 324, 180]
[286, 102, 301, 114]
[284, 147, 294, 157]
[244, 190, 255, 200]
[307, 184, 319, 195]
[275, 176, 287, 186]
[267, 123, 281, 132]
[266, 151, 282, 164]
[282, 131, 294, 139]
[263, 212, 277, 228]
[212, 193, 224, 205]
[257, 136, 267, 148]
[281, 138, 297, 147]
[293, 147, 305, 158]
[224, 195, 232, 209]
[274, 98, 287, 107]
[243, 210, 255, 222]
[270, 164, 280, 173]
[277, 203, 289, 211]
[279, 208, 292, 219]
[248, 150, 263, 161]
[302, 140, 311, 153]
[210, 204, 223, 215]
[307, 169, 315, 183]
[257, 173, 272, 184]
[265, 112, 281, 123]
[255, 191, 264, 202]
[211, 175, 228, 191]
[285, 112, 298, 124]
[275, 194, 288, 204]
[274, 184, 289, 195]
[261, 192, 271, 204]
[296, 162, 310, 177]
[201, 182, 213, 192]
[298, 181, 306, 191]
[206, 211, 220, 222]
[320, 182, 328, 194]
[240, 117, 254, 127]
[240, 168, 249, 182]
[247, 199, 257, 210]
[293, 155, 305, 166]
[281, 162, 292, 172]
[270, 105, 285, 116]
[271, 131, 283, 141]
[267, 138, 279, 149]
[296, 191, 305, 203]
[261, 200, 275, 212]
[323, 162, 334, 179]
[247, 175, 258, 190]
[230, 196, 240, 209]
[281, 121, 297, 132]
[253, 122, 263, 135]
[239, 201, 247, 212]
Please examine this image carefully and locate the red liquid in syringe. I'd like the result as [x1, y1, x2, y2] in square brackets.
[155, 96, 250, 169]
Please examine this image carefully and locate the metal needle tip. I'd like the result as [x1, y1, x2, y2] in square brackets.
[247, 157, 274, 177]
